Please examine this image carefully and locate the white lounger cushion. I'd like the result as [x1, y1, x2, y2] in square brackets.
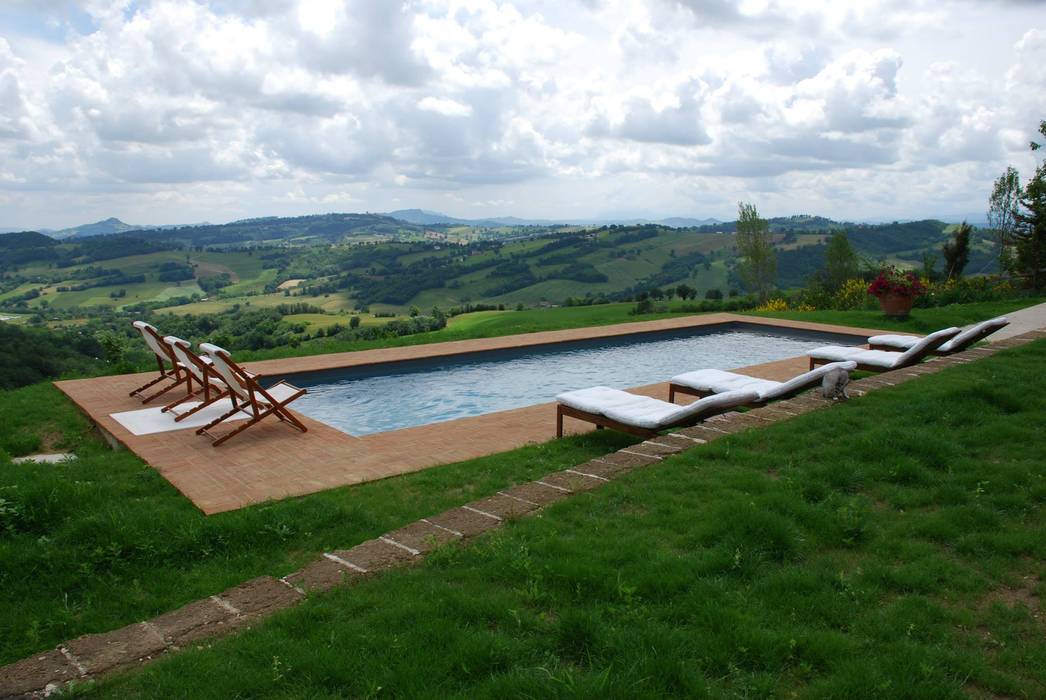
[808, 347, 904, 368]
[557, 386, 758, 430]
[671, 369, 776, 395]
[868, 317, 1008, 354]
[671, 361, 857, 401]
[865, 334, 921, 350]
[810, 327, 961, 369]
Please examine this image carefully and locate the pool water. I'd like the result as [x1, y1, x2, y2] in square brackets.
[275, 324, 861, 436]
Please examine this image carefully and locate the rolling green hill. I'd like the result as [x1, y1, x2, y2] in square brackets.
[1, 217, 990, 326]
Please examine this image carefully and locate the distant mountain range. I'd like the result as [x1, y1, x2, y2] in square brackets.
[28, 217, 213, 240]
[383, 208, 722, 228]
[9, 209, 990, 243]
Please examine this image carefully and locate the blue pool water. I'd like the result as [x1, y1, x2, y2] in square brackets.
[275, 323, 861, 436]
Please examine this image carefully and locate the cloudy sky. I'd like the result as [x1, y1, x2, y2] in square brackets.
[0, 0, 1044, 230]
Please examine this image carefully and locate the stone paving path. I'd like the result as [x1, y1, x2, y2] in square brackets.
[4, 328, 1044, 698]
[989, 300, 1046, 340]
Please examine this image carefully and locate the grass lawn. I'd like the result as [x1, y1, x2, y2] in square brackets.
[234, 297, 1043, 363]
[741, 300, 1042, 334]
[0, 299, 1042, 689]
[0, 383, 634, 667]
[75, 338, 1046, 698]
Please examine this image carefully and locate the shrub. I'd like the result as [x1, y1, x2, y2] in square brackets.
[754, 298, 789, 312]
[832, 278, 876, 310]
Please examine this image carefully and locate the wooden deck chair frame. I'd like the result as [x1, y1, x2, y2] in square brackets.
[195, 343, 307, 447]
[129, 321, 189, 403]
[160, 336, 230, 422]
[556, 404, 662, 438]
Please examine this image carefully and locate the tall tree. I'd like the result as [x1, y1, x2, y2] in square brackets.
[988, 167, 1021, 273]
[942, 222, 972, 279]
[735, 202, 776, 301]
[822, 230, 858, 291]
[1012, 120, 1046, 290]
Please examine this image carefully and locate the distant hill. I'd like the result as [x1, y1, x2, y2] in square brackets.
[51, 217, 157, 240]
[0, 231, 57, 249]
[384, 209, 721, 228]
[384, 209, 484, 226]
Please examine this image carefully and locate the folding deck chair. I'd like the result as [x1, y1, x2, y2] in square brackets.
[129, 321, 189, 403]
[160, 336, 230, 422]
[195, 343, 307, 446]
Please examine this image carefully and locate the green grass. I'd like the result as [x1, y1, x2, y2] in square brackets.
[6, 250, 277, 311]
[233, 298, 1042, 363]
[0, 383, 634, 666]
[79, 339, 1046, 698]
[742, 299, 1043, 334]
[155, 291, 357, 316]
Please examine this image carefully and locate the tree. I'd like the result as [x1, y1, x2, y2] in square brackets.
[1014, 168, 1046, 290]
[735, 202, 776, 301]
[1012, 120, 1046, 290]
[942, 222, 972, 279]
[822, 231, 858, 291]
[988, 167, 1020, 273]
[921, 251, 939, 282]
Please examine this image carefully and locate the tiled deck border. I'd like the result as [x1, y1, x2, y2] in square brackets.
[6, 328, 1043, 698]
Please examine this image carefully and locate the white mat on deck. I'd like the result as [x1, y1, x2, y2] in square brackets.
[111, 400, 249, 436]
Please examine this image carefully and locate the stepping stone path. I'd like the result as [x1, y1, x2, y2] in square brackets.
[10, 454, 75, 465]
[3, 328, 1045, 698]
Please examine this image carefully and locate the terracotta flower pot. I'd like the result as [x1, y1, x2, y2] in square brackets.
[877, 292, 915, 318]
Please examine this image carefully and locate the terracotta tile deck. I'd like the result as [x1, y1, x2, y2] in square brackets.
[55, 314, 876, 514]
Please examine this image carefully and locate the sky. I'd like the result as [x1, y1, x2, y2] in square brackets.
[0, 0, 1044, 230]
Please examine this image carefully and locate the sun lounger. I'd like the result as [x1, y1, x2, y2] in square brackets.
[129, 321, 190, 403]
[808, 327, 961, 372]
[160, 336, 230, 422]
[195, 343, 307, 446]
[668, 361, 857, 404]
[866, 317, 1009, 354]
[555, 386, 759, 438]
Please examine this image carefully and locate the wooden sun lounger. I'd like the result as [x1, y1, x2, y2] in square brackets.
[807, 327, 961, 373]
[866, 317, 1009, 355]
[555, 387, 759, 439]
[668, 361, 857, 405]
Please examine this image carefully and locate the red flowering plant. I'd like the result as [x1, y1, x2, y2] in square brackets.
[867, 266, 926, 299]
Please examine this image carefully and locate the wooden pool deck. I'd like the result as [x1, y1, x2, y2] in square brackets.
[54, 314, 882, 514]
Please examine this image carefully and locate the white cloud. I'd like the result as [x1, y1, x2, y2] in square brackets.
[418, 96, 473, 117]
[0, 0, 1042, 228]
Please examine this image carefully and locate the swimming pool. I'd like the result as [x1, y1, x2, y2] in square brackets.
[273, 323, 862, 436]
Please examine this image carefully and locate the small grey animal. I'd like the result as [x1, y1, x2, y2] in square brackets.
[821, 368, 850, 401]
